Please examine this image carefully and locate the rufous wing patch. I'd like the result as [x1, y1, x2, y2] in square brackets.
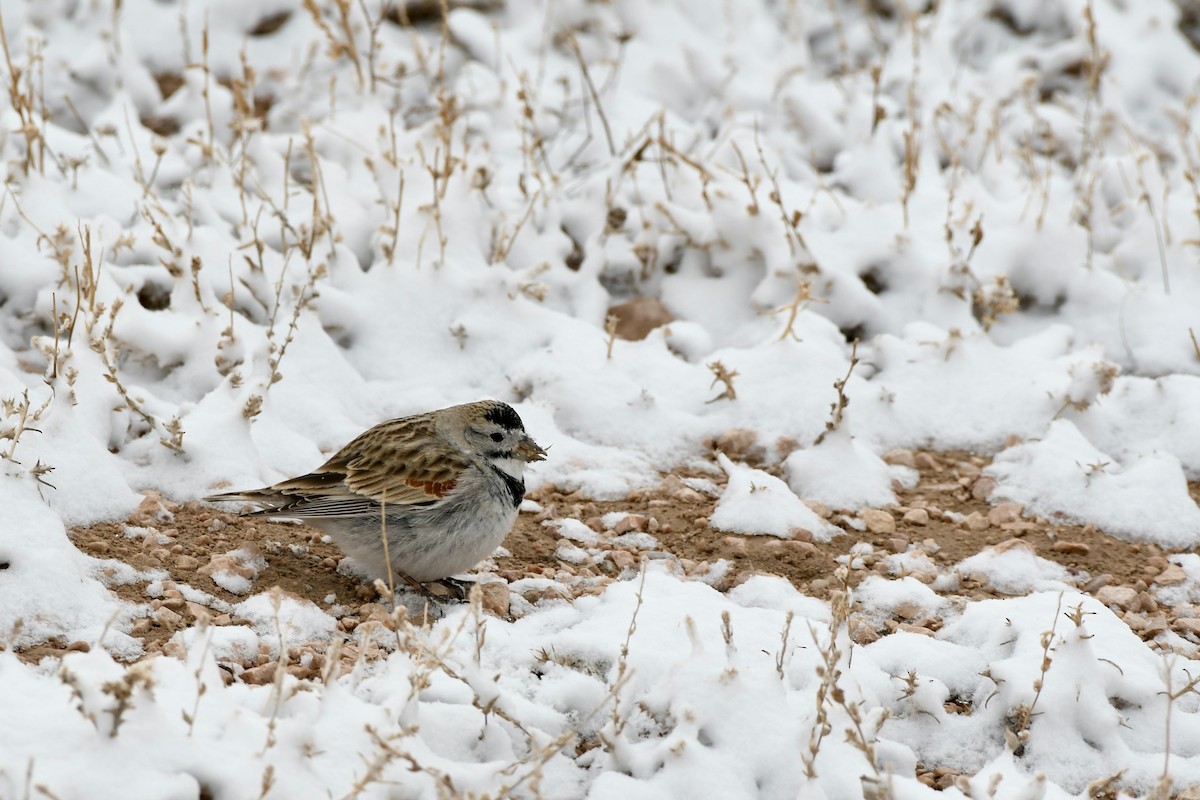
[405, 478, 456, 498]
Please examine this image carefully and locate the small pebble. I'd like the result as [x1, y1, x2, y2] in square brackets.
[1154, 564, 1187, 586]
[1171, 618, 1200, 637]
[613, 515, 649, 535]
[609, 550, 637, 571]
[963, 512, 989, 532]
[240, 663, 280, 685]
[860, 509, 896, 534]
[986, 502, 1023, 526]
[1094, 585, 1138, 611]
[480, 582, 511, 617]
[153, 607, 183, 627]
[896, 623, 935, 638]
[970, 476, 997, 500]
[848, 616, 880, 645]
[914, 452, 942, 471]
[883, 449, 916, 468]
[721, 536, 748, 558]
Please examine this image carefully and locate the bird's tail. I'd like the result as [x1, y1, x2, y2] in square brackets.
[203, 488, 286, 510]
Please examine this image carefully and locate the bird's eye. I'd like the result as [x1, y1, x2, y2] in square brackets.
[490, 432, 504, 442]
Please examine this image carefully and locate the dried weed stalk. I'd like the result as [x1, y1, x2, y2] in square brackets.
[776, 611, 795, 678]
[1156, 656, 1200, 794]
[0, 8, 46, 175]
[802, 567, 884, 779]
[1122, 128, 1171, 294]
[754, 124, 810, 261]
[591, 565, 647, 745]
[766, 280, 824, 342]
[706, 360, 739, 403]
[182, 612, 213, 736]
[972, 275, 1019, 332]
[382, 166, 405, 265]
[1005, 593, 1064, 755]
[0, 389, 51, 466]
[899, 13, 923, 229]
[604, 314, 619, 360]
[303, 0, 365, 90]
[814, 339, 859, 445]
[90, 299, 186, 454]
[727, 140, 761, 216]
[265, 260, 326, 390]
[100, 662, 156, 738]
[566, 34, 615, 157]
[490, 191, 539, 265]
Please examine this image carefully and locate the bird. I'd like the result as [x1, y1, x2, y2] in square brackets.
[206, 400, 546, 594]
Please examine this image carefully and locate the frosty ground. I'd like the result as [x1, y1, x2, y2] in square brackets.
[2, 0, 1200, 798]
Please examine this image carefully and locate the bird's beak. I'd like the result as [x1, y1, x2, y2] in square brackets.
[517, 435, 548, 462]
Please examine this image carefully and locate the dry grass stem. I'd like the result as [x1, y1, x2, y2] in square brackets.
[766, 280, 824, 342]
[706, 360, 739, 403]
[567, 34, 615, 157]
[604, 314, 618, 360]
[815, 340, 859, 444]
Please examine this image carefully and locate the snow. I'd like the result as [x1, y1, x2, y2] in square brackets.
[0, 0, 1196, 796]
[232, 592, 338, 654]
[785, 427, 911, 510]
[0, 479, 142, 657]
[987, 420, 1200, 546]
[551, 518, 600, 546]
[955, 543, 1076, 596]
[855, 575, 947, 622]
[204, 548, 268, 595]
[712, 453, 839, 540]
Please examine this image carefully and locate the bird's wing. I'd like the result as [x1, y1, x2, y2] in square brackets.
[209, 415, 471, 518]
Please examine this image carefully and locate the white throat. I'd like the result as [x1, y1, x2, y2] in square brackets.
[489, 456, 525, 480]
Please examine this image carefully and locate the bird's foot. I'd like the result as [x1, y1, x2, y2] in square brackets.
[389, 571, 473, 603]
[425, 577, 475, 602]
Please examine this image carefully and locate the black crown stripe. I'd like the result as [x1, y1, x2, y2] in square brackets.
[483, 403, 524, 431]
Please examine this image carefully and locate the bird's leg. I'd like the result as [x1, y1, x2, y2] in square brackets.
[395, 570, 428, 594]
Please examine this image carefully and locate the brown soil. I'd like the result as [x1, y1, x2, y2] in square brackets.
[507, 450, 1158, 601]
[25, 449, 1199, 668]
[68, 502, 366, 657]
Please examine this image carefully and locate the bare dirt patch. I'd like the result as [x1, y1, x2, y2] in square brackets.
[67, 499, 365, 657]
[510, 450, 1159, 602]
[37, 450, 1200, 667]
